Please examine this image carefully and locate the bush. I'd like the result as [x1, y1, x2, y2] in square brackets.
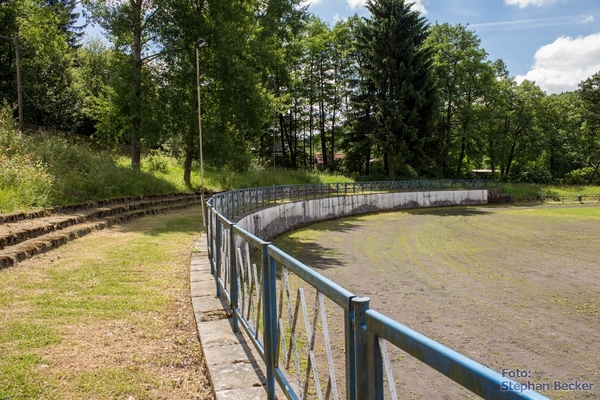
[0, 153, 54, 211]
[145, 150, 172, 173]
[510, 168, 552, 184]
[563, 167, 599, 185]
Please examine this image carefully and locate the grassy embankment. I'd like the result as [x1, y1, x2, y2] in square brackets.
[498, 182, 600, 199]
[0, 107, 351, 213]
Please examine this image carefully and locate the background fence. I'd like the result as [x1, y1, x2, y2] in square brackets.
[205, 180, 549, 400]
[210, 179, 497, 220]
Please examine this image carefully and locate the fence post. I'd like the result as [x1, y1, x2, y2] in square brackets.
[353, 297, 370, 400]
[367, 329, 384, 400]
[242, 190, 246, 214]
[208, 208, 214, 275]
[229, 224, 238, 332]
[215, 218, 222, 297]
[262, 244, 277, 400]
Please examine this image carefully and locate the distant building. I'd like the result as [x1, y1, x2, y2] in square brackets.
[315, 153, 344, 165]
[471, 169, 494, 178]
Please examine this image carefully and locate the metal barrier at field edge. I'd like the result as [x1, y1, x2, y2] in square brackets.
[211, 179, 497, 220]
[205, 180, 549, 400]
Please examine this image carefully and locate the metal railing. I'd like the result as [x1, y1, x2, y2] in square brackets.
[205, 180, 549, 400]
[540, 193, 600, 204]
[211, 179, 497, 220]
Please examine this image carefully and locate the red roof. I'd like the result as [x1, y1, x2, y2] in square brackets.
[315, 153, 344, 165]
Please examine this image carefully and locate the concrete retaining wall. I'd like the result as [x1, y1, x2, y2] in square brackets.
[236, 190, 488, 241]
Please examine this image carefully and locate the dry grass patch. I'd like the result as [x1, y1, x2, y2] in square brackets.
[0, 208, 214, 399]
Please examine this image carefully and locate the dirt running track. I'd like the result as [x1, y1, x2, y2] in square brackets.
[275, 205, 600, 400]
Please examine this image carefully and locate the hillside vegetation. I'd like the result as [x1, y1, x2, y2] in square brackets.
[2, 106, 598, 214]
[0, 106, 351, 213]
[3, 1, 600, 183]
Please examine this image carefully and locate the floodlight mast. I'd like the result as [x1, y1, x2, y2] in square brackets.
[195, 38, 207, 228]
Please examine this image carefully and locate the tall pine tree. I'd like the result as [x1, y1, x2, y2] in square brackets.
[355, 0, 438, 179]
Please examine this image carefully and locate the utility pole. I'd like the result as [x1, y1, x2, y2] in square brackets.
[15, 35, 23, 129]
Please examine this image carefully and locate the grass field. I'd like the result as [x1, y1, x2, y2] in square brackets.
[0, 208, 213, 400]
[275, 204, 600, 399]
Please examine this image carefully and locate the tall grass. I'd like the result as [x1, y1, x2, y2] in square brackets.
[0, 105, 353, 213]
[204, 166, 353, 192]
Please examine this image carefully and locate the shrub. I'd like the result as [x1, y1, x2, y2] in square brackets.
[563, 167, 599, 185]
[510, 169, 552, 184]
[144, 150, 172, 174]
[0, 108, 55, 211]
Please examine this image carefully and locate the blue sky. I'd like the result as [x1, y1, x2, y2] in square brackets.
[305, 0, 600, 94]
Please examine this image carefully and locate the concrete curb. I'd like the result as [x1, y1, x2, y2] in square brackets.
[191, 234, 272, 400]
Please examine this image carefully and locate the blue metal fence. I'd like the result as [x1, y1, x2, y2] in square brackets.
[205, 180, 549, 400]
[210, 179, 497, 220]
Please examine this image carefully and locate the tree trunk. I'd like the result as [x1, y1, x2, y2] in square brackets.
[588, 160, 600, 184]
[279, 113, 286, 162]
[319, 96, 327, 167]
[505, 138, 518, 176]
[309, 59, 314, 170]
[183, 132, 194, 187]
[388, 150, 395, 181]
[488, 137, 495, 174]
[183, 82, 198, 187]
[456, 136, 466, 177]
[131, 0, 143, 171]
[330, 66, 337, 172]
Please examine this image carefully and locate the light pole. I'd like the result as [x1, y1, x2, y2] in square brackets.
[0, 34, 23, 129]
[195, 38, 207, 228]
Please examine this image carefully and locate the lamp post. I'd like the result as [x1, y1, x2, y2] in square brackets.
[195, 38, 207, 228]
[0, 34, 23, 129]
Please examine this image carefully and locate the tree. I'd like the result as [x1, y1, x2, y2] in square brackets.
[426, 23, 497, 177]
[1, 0, 82, 130]
[494, 80, 545, 177]
[536, 92, 583, 179]
[355, 0, 438, 180]
[578, 72, 600, 182]
[84, 0, 162, 170]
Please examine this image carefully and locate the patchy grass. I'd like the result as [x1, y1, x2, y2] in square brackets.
[0, 208, 213, 400]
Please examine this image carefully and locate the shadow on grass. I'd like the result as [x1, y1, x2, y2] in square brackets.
[273, 218, 365, 272]
[404, 206, 494, 217]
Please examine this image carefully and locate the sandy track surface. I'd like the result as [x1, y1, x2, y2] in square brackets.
[275, 205, 600, 399]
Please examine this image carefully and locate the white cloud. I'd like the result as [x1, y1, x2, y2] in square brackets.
[578, 15, 594, 24]
[516, 33, 600, 94]
[471, 15, 580, 31]
[300, 0, 321, 6]
[346, 0, 365, 9]
[504, 0, 557, 8]
[347, 0, 427, 14]
[411, 0, 427, 14]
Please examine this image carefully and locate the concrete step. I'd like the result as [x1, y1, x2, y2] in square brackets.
[0, 193, 203, 270]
